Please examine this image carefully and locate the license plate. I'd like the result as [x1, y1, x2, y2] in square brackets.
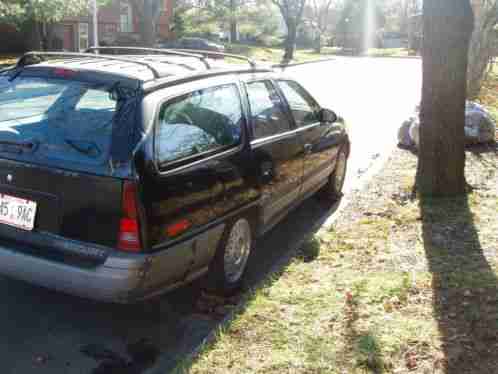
[0, 194, 37, 231]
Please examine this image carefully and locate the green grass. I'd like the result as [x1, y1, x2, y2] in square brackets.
[225, 44, 413, 64]
[177, 146, 498, 374]
[225, 44, 327, 64]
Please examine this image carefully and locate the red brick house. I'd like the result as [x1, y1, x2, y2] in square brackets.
[55, 0, 174, 51]
[0, 0, 173, 53]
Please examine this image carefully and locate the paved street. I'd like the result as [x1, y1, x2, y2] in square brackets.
[0, 58, 421, 374]
[286, 57, 422, 192]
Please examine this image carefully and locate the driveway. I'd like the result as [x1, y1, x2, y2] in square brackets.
[0, 58, 421, 374]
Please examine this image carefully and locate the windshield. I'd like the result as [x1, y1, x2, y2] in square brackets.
[0, 76, 117, 166]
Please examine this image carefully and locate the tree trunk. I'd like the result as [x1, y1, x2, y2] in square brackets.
[142, 0, 155, 46]
[314, 32, 321, 53]
[416, 0, 474, 197]
[24, 20, 43, 51]
[284, 20, 297, 61]
[230, 0, 237, 43]
[467, 5, 497, 98]
[45, 23, 57, 51]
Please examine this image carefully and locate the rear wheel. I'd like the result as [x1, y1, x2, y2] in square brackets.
[322, 146, 348, 202]
[207, 217, 252, 294]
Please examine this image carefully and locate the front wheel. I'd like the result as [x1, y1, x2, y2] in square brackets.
[207, 217, 253, 294]
[322, 146, 348, 202]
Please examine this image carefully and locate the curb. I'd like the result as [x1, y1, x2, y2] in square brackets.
[321, 140, 399, 231]
[272, 54, 421, 69]
[339, 54, 421, 60]
[169, 145, 397, 374]
[273, 57, 337, 69]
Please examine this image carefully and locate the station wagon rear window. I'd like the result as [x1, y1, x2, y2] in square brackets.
[0, 76, 116, 167]
[156, 84, 243, 165]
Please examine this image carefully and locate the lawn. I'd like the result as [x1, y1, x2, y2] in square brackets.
[177, 144, 498, 374]
[225, 44, 414, 64]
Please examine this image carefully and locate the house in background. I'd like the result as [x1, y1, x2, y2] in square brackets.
[52, 0, 174, 51]
[0, 0, 174, 53]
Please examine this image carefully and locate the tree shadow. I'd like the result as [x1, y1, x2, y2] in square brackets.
[420, 194, 498, 373]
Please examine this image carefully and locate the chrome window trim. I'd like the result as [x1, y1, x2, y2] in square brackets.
[156, 145, 242, 177]
[250, 121, 321, 148]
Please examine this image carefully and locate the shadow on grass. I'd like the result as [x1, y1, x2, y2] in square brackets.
[296, 235, 321, 263]
[420, 194, 498, 373]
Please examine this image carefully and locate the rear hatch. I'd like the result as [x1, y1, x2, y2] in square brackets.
[0, 68, 139, 258]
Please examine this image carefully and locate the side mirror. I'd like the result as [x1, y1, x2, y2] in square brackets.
[319, 108, 337, 123]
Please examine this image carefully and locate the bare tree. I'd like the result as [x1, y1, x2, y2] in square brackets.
[272, 0, 307, 61]
[308, 0, 334, 53]
[467, 0, 498, 98]
[416, 0, 474, 197]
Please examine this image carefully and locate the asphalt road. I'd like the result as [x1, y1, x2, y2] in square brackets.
[0, 58, 421, 374]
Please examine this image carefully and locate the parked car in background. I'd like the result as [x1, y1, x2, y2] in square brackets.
[0, 48, 349, 303]
[156, 37, 225, 53]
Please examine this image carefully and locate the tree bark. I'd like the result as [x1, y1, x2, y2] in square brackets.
[416, 0, 474, 197]
[314, 32, 321, 53]
[284, 20, 297, 61]
[24, 20, 43, 51]
[142, 0, 155, 46]
[230, 0, 237, 43]
[467, 3, 498, 98]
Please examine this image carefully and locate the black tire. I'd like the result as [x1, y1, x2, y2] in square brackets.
[206, 217, 253, 294]
[322, 146, 348, 202]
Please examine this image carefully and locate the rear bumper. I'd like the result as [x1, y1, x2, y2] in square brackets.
[0, 223, 224, 303]
[0, 244, 144, 302]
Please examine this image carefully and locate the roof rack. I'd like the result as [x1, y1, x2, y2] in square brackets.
[168, 49, 257, 69]
[16, 51, 162, 79]
[86, 46, 258, 69]
[85, 46, 211, 69]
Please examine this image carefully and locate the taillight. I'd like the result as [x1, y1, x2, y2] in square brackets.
[117, 181, 142, 252]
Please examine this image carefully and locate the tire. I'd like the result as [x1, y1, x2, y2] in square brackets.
[207, 217, 253, 294]
[322, 146, 348, 202]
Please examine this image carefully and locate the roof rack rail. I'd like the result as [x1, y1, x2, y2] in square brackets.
[169, 49, 257, 69]
[16, 51, 162, 79]
[143, 67, 275, 93]
[85, 46, 211, 69]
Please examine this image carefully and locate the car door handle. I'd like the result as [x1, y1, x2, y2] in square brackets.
[304, 144, 313, 154]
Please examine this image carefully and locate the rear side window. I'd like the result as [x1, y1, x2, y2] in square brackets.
[0, 77, 116, 166]
[245, 80, 292, 139]
[156, 84, 243, 165]
[277, 80, 320, 127]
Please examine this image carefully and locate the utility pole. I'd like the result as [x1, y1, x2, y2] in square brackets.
[93, 0, 99, 48]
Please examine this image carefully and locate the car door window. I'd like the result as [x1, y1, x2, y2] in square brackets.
[246, 81, 292, 139]
[156, 84, 243, 165]
[277, 80, 321, 127]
